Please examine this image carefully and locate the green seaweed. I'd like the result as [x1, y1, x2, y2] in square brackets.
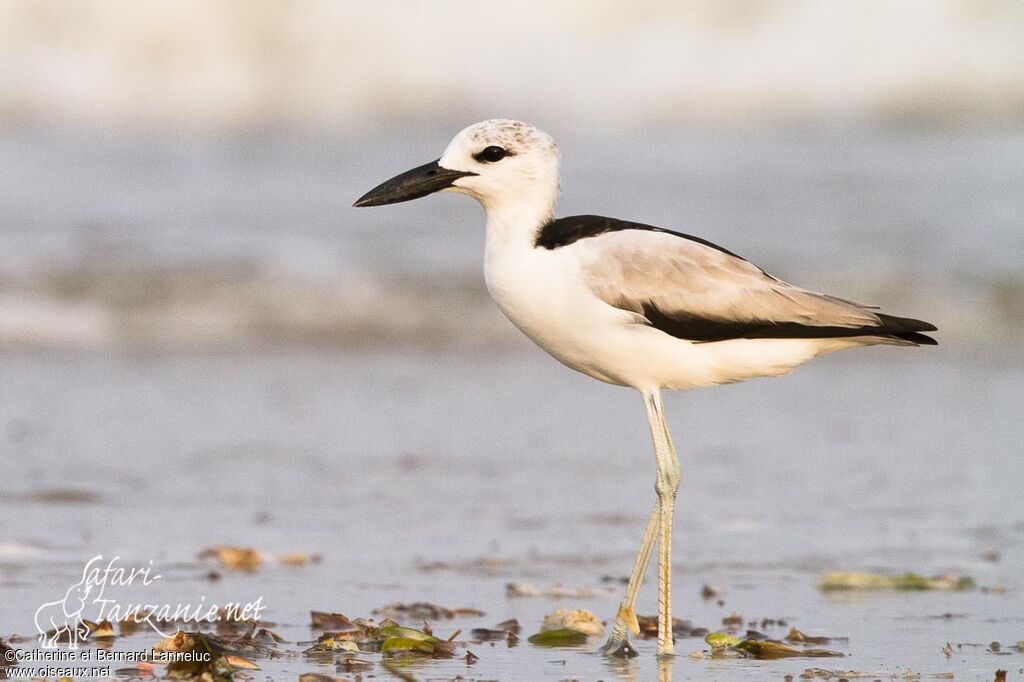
[705, 632, 844, 659]
[705, 632, 742, 649]
[377, 625, 439, 643]
[819, 571, 974, 592]
[381, 637, 438, 654]
[527, 628, 590, 647]
[377, 624, 456, 658]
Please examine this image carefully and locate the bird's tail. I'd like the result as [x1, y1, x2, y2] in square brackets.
[872, 313, 938, 345]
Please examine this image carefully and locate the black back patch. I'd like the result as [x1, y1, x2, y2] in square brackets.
[534, 214, 747, 261]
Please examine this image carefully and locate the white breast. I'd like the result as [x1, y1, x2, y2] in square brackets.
[484, 236, 589, 350]
[483, 229, 650, 386]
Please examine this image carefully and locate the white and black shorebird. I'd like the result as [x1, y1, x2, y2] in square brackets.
[354, 119, 936, 657]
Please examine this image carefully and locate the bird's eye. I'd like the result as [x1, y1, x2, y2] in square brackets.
[474, 145, 510, 163]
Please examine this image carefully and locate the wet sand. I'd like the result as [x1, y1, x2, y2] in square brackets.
[1, 346, 1022, 680]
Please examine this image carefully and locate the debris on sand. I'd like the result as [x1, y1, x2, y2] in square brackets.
[20, 487, 103, 505]
[785, 627, 848, 645]
[600, 574, 630, 584]
[338, 657, 374, 672]
[246, 628, 287, 646]
[198, 546, 319, 571]
[540, 609, 603, 637]
[505, 582, 615, 598]
[117, 609, 157, 637]
[701, 584, 721, 599]
[415, 555, 515, 574]
[818, 571, 974, 591]
[0, 637, 13, 666]
[471, 619, 521, 641]
[86, 619, 117, 642]
[303, 616, 457, 660]
[721, 612, 744, 629]
[493, 618, 521, 635]
[211, 606, 272, 638]
[635, 615, 705, 638]
[278, 553, 320, 567]
[378, 624, 457, 657]
[198, 546, 262, 572]
[374, 602, 484, 620]
[705, 632, 844, 659]
[155, 630, 261, 680]
[307, 613, 386, 649]
[309, 611, 354, 630]
[528, 609, 604, 647]
[506, 582, 541, 597]
[797, 669, 926, 679]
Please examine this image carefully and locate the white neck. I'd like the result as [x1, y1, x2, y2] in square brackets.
[480, 187, 558, 251]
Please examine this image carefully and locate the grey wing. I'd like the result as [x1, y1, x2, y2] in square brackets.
[573, 229, 936, 344]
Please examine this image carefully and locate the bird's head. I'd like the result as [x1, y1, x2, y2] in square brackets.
[354, 119, 560, 218]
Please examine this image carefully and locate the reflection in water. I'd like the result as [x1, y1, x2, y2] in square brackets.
[602, 652, 640, 682]
[600, 650, 675, 682]
[658, 655, 674, 682]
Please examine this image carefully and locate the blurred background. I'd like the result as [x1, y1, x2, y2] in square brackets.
[0, 0, 1022, 353]
[1, 2, 1022, 678]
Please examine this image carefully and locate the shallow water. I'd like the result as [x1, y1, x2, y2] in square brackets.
[1, 347, 1022, 680]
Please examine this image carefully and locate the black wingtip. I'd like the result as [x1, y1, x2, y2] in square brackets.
[875, 313, 937, 345]
[895, 331, 938, 345]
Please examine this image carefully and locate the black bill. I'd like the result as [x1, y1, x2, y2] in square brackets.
[353, 159, 477, 207]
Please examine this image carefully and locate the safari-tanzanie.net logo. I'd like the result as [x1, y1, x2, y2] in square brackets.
[33, 555, 266, 648]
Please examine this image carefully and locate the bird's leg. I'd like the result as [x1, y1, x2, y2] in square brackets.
[602, 502, 659, 656]
[647, 389, 680, 657]
[602, 390, 681, 658]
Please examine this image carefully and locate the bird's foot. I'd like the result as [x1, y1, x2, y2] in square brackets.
[601, 604, 642, 657]
[601, 637, 638, 658]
